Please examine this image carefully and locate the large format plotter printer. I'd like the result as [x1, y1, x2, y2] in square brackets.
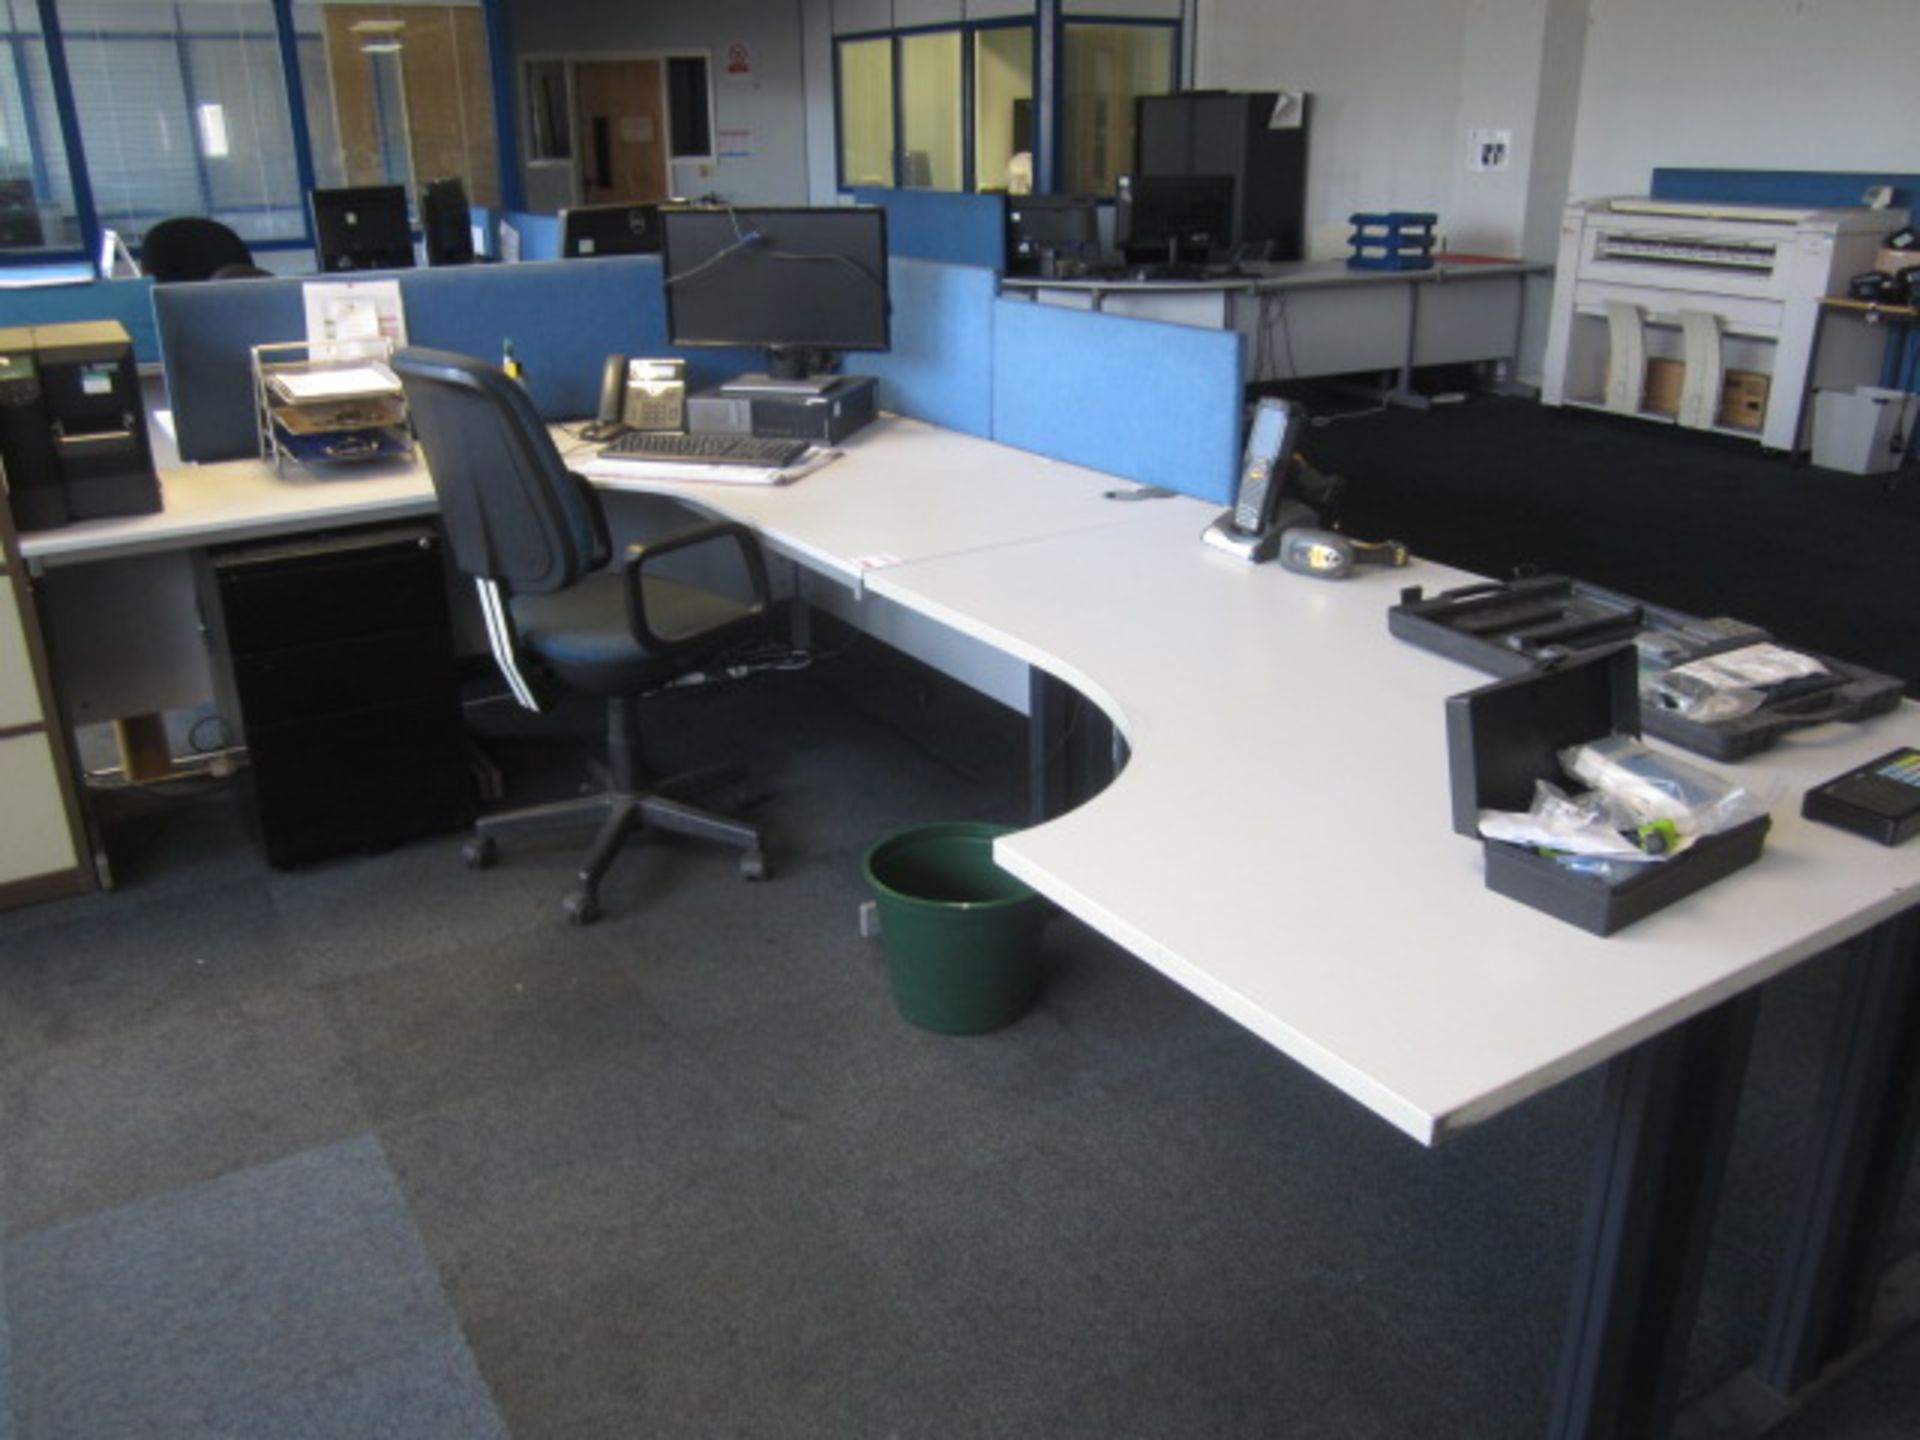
[1540, 197, 1903, 451]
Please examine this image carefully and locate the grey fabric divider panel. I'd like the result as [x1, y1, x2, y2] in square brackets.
[155, 257, 701, 463]
[990, 299, 1244, 503]
[845, 259, 994, 437]
[153, 281, 305, 462]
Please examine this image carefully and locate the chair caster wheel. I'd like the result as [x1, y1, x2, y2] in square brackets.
[740, 849, 769, 881]
[463, 836, 497, 869]
[562, 891, 600, 925]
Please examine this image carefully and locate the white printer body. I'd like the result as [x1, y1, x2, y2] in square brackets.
[1540, 196, 1904, 450]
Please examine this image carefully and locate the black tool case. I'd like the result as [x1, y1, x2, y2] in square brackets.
[1391, 574, 1904, 762]
[1447, 646, 1770, 935]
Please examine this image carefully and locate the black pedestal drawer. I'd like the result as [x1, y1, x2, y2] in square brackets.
[198, 523, 475, 866]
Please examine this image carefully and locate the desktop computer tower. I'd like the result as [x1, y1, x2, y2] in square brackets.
[1135, 91, 1310, 261]
[687, 374, 878, 446]
[198, 523, 475, 867]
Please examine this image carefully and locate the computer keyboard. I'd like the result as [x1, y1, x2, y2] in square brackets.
[599, 430, 811, 468]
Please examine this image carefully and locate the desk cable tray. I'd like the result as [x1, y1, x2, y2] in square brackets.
[1388, 573, 1905, 761]
[252, 340, 413, 474]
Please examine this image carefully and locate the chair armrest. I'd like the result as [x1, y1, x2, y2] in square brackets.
[621, 520, 771, 655]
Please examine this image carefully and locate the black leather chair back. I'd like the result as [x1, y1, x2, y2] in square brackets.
[392, 347, 609, 595]
[140, 216, 255, 282]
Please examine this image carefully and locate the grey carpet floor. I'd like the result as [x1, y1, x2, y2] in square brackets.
[1, 639, 1915, 1439]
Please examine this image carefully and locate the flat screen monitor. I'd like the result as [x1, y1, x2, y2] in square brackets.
[560, 202, 662, 258]
[1005, 193, 1099, 278]
[659, 205, 890, 385]
[419, 177, 474, 266]
[0, 177, 44, 248]
[1116, 173, 1235, 267]
[309, 185, 415, 271]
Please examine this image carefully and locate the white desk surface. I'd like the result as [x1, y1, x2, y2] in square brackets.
[867, 502, 1920, 1146]
[19, 456, 436, 570]
[568, 415, 1173, 588]
[24, 417, 1170, 586]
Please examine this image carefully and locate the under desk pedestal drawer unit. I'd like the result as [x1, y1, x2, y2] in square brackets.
[197, 522, 475, 867]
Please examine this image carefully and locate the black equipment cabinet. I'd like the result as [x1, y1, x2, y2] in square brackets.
[1134, 91, 1310, 261]
[198, 523, 475, 867]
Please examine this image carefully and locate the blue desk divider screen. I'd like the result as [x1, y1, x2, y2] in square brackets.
[990, 299, 1243, 503]
[845, 259, 995, 437]
[3, 278, 158, 363]
[155, 257, 756, 462]
[499, 212, 560, 261]
[848, 189, 1005, 270]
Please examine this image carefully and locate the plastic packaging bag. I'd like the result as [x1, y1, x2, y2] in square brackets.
[1559, 736, 1767, 849]
[1477, 780, 1659, 863]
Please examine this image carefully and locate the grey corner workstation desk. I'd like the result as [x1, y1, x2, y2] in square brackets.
[1000, 257, 1549, 400]
[15, 255, 1920, 1438]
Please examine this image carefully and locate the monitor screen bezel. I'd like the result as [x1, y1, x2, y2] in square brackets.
[1117, 173, 1236, 262]
[658, 205, 892, 358]
[309, 184, 415, 272]
[1006, 192, 1100, 264]
[419, 177, 474, 266]
[559, 202, 663, 259]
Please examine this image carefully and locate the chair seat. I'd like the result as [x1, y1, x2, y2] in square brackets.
[511, 571, 756, 695]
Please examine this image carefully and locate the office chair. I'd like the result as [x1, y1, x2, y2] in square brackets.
[140, 216, 255, 282]
[392, 346, 772, 924]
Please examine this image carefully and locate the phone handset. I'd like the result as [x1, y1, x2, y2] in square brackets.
[1203, 397, 1310, 561]
[580, 353, 630, 442]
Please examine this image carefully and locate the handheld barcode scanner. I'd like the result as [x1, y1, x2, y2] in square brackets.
[1202, 397, 1308, 561]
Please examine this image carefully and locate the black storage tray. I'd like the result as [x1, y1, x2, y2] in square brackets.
[1393, 574, 1904, 761]
[1447, 647, 1769, 935]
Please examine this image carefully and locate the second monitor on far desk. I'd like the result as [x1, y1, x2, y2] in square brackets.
[310, 185, 416, 271]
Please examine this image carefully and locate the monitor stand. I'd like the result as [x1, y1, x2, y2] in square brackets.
[719, 373, 838, 398]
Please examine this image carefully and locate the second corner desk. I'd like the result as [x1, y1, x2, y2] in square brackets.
[1001, 257, 1550, 399]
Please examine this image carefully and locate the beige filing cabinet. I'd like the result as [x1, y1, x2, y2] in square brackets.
[0, 472, 94, 910]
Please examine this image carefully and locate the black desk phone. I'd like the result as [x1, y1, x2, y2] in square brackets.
[583, 354, 687, 442]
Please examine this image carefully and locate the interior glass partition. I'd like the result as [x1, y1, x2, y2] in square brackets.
[1061, 21, 1173, 197]
[972, 24, 1031, 194]
[898, 29, 959, 191]
[292, 0, 499, 206]
[836, 35, 893, 189]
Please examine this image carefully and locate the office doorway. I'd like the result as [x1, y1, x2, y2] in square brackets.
[573, 60, 669, 204]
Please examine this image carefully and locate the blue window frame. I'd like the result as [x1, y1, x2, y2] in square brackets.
[833, 12, 1177, 200]
[1, 0, 519, 271]
[836, 17, 1040, 196]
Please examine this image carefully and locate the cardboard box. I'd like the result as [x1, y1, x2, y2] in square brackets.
[1876, 245, 1920, 278]
[1638, 361, 1769, 428]
[1718, 369, 1769, 430]
[1644, 357, 1683, 414]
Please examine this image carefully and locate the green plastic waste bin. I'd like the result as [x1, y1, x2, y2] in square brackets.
[863, 822, 1049, 1035]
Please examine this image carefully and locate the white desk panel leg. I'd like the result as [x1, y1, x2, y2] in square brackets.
[39, 554, 212, 722]
[1238, 282, 1413, 382]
